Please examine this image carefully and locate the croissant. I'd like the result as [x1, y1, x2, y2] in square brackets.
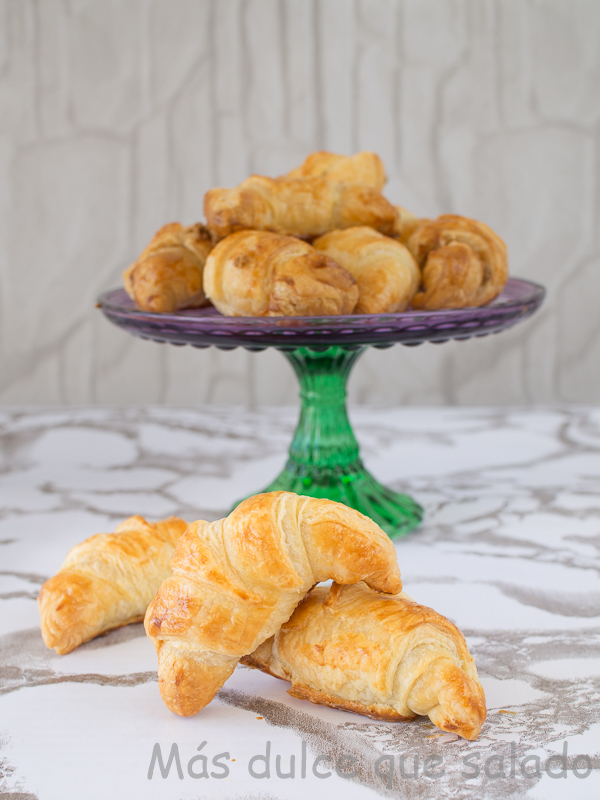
[144, 491, 402, 717]
[203, 230, 359, 316]
[285, 151, 386, 191]
[406, 214, 508, 309]
[313, 227, 420, 314]
[243, 582, 486, 740]
[38, 515, 189, 655]
[204, 175, 398, 241]
[123, 222, 213, 312]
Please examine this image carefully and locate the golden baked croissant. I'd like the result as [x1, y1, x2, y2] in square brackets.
[313, 227, 420, 314]
[38, 515, 188, 655]
[406, 214, 508, 309]
[285, 151, 386, 191]
[144, 491, 402, 717]
[123, 222, 213, 312]
[203, 230, 359, 316]
[243, 582, 486, 740]
[204, 175, 398, 241]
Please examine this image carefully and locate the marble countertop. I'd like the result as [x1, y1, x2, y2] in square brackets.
[1, 405, 599, 800]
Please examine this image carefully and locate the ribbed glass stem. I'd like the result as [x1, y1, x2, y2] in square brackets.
[286, 346, 363, 474]
[253, 344, 423, 539]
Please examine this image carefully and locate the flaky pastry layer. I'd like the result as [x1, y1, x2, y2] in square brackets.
[38, 515, 188, 655]
[243, 582, 486, 740]
[204, 175, 397, 241]
[123, 222, 212, 312]
[406, 214, 508, 309]
[313, 226, 420, 314]
[203, 230, 358, 317]
[285, 151, 386, 191]
[145, 491, 402, 717]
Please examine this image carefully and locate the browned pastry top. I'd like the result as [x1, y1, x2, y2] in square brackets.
[144, 491, 402, 717]
[285, 150, 387, 191]
[244, 582, 486, 740]
[123, 222, 212, 312]
[204, 175, 398, 241]
[313, 226, 420, 314]
[203, 229, 359, 316]
[38, 515, 189, 655]
[146, 493, 403, 654]
[406, 214, 508, 309]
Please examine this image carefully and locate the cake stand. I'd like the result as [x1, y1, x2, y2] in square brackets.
[98, 278, 545, 539]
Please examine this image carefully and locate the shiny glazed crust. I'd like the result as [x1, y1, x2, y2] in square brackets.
[285, 151, 387, 191]
[38, 515, 189, 655]
[242, 582, 486, 741]
[203, 230, 359, 316]
[123, 222, 213, 312]
[204, 175, 398, 241]
[144, 491, 402, 717]
[406, 214, 508, 309]
[313, 227, 420, 314]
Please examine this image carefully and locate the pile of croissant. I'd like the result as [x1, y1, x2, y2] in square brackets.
[123, 151, 508, 317]
[38, 492, 486, 741]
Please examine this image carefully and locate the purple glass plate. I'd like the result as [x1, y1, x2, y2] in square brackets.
[97, 278, 545, 351]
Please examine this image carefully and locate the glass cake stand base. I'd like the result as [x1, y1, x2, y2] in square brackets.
[248, 345, 422, 538]
[98, 278, 545, 540]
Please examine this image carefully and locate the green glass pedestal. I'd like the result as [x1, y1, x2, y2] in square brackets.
[99, 279, 546, 539]
[259, 346, 422, 539]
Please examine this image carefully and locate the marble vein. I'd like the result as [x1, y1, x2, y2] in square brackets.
[0, 406, 599, 799]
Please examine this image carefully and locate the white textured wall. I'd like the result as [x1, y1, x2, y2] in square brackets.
[1, 0, 599, 407]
